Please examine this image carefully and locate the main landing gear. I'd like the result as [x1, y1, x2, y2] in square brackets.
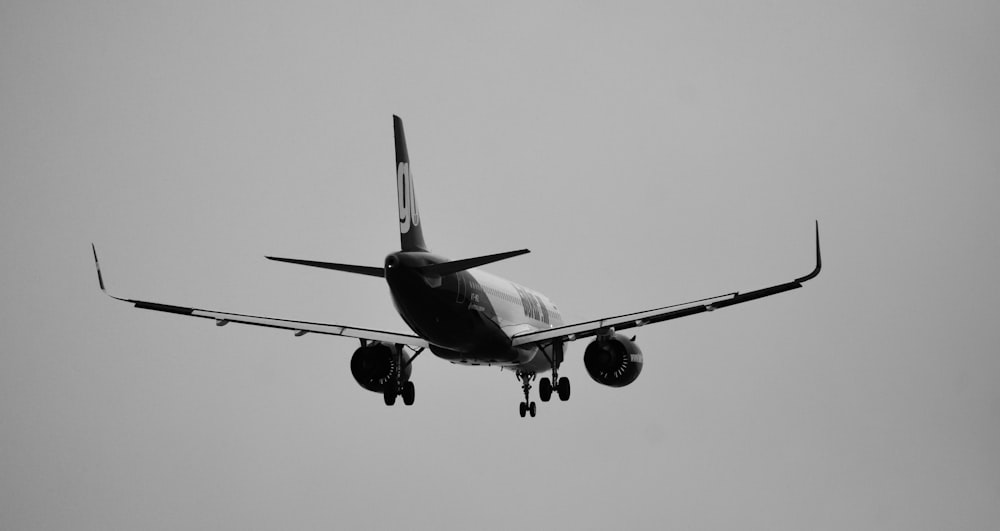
[383, 380, 415, 406]
[383, 346, 422, 407]
[538, 374, 570, 402]
[538, 340, 570, 403]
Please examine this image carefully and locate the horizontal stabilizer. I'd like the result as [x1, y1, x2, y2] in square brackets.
[266, 256, 385, 277]
[417, 249, 530, 276]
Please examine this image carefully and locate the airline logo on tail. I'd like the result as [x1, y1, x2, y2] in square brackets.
[397, 162, 420, 234]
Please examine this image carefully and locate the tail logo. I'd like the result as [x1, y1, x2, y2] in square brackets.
[397, 162, 420, 233]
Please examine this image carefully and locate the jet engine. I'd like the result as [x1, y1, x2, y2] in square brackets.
[583, 333, 643, 387]
[350, 342, 411, 393]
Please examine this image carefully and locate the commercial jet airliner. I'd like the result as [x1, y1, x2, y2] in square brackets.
[93, 116, 821, 417]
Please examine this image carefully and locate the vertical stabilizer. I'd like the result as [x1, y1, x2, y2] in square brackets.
[394, 115, 428, 252]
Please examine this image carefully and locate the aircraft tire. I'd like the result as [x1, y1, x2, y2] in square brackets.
[557, 377, 571, 401]
[528, 401, 536, 417]
[539, 377, 552, 402]
[402, 381, 415, 406]
[383, 388, 397, 406]
[519, 401, 527, 418]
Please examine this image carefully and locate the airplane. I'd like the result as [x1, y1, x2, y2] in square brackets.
[93, 115, 821, 418]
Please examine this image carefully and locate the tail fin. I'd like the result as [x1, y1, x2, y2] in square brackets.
[394, 115, 428, 252]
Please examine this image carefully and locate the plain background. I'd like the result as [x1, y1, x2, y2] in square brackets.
[2, 1, 999, 529]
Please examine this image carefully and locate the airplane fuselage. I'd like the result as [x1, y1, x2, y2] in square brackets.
[384, 251, 563, 373]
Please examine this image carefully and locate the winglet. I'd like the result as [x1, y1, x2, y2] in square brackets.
[794, 221, 822, 283]
[92, 244, 128, 302]
[92, 243, 107, 292]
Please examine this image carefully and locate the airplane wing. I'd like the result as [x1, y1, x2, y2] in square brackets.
[91, 245, 430, 348]
[511, 222, 822, 348]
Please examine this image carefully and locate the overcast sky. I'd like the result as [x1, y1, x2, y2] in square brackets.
[3, 1, 999, 529]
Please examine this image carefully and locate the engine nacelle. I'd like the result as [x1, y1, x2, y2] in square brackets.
[583, 333, 643, 387]
[350, 342, 411, 393]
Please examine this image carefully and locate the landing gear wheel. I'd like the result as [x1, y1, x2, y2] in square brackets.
[519, 401, 527, 418]
[402, 381, 415, 406]
[557, 377, 571, 401]
[383, 387, 397, 406]
[528, 401, 536, 417]
[539, 378, 552, 402]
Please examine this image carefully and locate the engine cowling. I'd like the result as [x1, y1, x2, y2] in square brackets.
[350, 342, 411, 393]
[583, 333, 643, 387]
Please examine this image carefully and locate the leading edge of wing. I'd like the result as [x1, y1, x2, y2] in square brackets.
[511, 221, 822, 347]
[91, 245, 429, 348]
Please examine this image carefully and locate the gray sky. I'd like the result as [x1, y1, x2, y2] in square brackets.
[3, 1, 999, 529]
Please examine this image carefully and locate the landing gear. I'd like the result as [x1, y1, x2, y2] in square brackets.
[402, 381, 415, 406]
[540, 340, 571, 402]
[516, 371, 537, 418]
[557, 376, 570, 401]
[383, 380, 416, 406]
[539, 377, 552, 402]
[538, 376, 569, 402]
[538, 375, 570, 402]
[382, 344, 421, 407]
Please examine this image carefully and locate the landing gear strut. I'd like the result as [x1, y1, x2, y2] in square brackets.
[516, 371, 536, 418]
